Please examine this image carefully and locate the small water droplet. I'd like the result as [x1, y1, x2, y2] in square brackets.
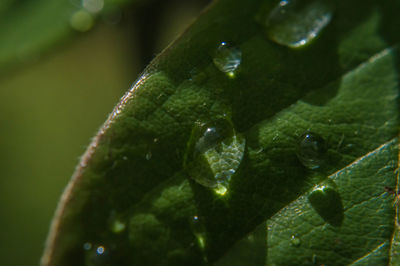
[259, 0, 333, 48]
[297, 132, 327, 169]
[84, 243, 111, 265]
[184, 117, 245, 195]
[308, 180, 343, 226]
[312, 254, 318, 264]
[83, 242, 92, 251]
[96, 245, 105, 255]
[290, 235, 301, 246]
[70, 10, 94, 32]
[190, 215, 206, 250]
[213, 42, 242, 77]
[146, 151, 152, 160]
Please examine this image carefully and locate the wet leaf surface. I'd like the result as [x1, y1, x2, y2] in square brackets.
[42, 0, 400, 265]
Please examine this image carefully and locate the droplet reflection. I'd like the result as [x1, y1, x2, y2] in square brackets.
[184, 117, 245, 195]
[213, 42, 242, 77]
[290, 235, 301, 246]
[259, 0, 333, 48]
[297, 132, 327, 169]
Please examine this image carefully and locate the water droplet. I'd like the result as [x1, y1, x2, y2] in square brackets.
[96, 245, 105, 254]
[69, 10, 94, 32]
[184, 117, 245, 195]
[308, 180, 343, 226]
[83, 242, 92, 250]
[290, 235, 301, 246]
[146, 151, 152, 160]
[84, 243, 111, 265]
[297, 132, 327, 169]
[259, 0, 333, 48]
[213, 42, 242, 77]
[312, 254, 318, 264]
[191, 215, 206, 250]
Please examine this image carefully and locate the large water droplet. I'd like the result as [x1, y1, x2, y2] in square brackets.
[308, 180, 343, 226]
[213, 42, 242, 77]
[260, 0, 333, 48]
[184, 117, 245, 195]
[296, 132, 327, 169]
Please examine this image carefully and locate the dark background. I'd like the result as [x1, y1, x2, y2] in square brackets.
[0, 0, 210, 265]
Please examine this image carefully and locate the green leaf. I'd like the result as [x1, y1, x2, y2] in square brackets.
[41, 0, 400, 265]
[266, 139, 398, 265]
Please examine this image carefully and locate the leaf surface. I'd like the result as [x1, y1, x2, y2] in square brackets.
[42, 0, 400, 265]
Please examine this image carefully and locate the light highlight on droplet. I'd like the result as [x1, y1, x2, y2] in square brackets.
[259, 0, 333, 48]
[96, 245, 105, 255]
[184, 117, 245, 196]
[213, 42, 242, 76]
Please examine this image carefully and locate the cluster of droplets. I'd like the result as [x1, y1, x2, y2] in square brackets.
[75, 1, 340, 264]
[210, 0, 334, 80]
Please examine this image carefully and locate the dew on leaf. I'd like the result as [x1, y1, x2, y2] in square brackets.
[190, 215, 207, 250]
[213, 42, 242, 77]
[84, 243, 111, 266]
[184, 117, 245, 195]
[259, 0, 333, 48]
[83, 242, 92, 251]
[96, 245, 105, 254]
[296, 132, 327, 169]
[146, 151, 152, 160]
[290, 235, 301, 246]
[308, 180, 343, 226]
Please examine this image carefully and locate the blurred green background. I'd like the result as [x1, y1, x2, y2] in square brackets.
[0, 0, 209, 265]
